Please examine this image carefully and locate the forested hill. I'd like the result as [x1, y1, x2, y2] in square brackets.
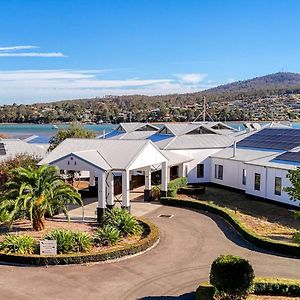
[1, 72, 300, 123]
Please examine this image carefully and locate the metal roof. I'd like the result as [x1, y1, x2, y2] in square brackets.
[160, 150, 193, 166]
[0, 139, 47, 162]
[117, 122, 158, 133]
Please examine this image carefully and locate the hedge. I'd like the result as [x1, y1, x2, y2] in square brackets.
[167, 177, 188, 197]
[196, 278, 300, 299]
[0, 218, 159, 266]
[177, 186, 205, 195]
[160, 197, 300, 257]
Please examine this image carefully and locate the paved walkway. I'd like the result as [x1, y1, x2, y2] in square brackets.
[1, 206, 300, 300]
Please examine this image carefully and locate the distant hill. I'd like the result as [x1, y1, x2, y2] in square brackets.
[202, 72, 300, 95]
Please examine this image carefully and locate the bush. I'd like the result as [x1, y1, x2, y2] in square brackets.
[103, 208, 143, 237]
[0, 209, 11, 223]
[0, 234, 37, 254]
[292, 230, 300, 244]
[94, 225, 121, 246]
[196, 282, 215, 300]
[45, 229, 92, 254]
[167, 177, 188, 197]
[210, 254, 255, 300]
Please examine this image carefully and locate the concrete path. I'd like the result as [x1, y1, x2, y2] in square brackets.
[1, 206, 300, 300]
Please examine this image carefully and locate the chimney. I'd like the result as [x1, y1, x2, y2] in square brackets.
[233, 141, 237, 157]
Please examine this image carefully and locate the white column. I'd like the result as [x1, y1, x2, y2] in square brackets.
[161, 161, 168, 197]
[97, 171, 106, 222]
[145, 167, 152, 190]
[107, 171, 115, 208]
[178, 163, 184, 178]
[122, 170, 130, 209]
[89, 170, 96, 186]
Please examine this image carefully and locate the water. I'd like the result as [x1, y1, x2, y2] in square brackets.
[0, 124, 117, 143]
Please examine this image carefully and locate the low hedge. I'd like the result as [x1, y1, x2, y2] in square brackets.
[177, 186, 205, 195]
[167, 177, 188, 197]
[160, 197, 300, 257]
[196, 278, 300, 299]
[0, 218, 159, 266]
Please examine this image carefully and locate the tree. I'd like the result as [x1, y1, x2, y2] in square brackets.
[0, 165, 82, 231]
[284, 168, 300, 205]
[49, 122, 96, 151]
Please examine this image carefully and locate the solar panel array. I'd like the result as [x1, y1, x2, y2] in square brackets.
[0, 143, 6, 155]
[274, 151, 300, 163]
[237, 128, 300, 151]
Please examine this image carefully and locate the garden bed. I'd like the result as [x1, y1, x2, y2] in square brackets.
[0, 217, 159, 265]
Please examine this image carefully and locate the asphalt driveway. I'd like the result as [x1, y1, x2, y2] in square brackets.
[0, 205, 300, 300]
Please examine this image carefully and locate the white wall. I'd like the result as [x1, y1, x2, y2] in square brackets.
[210, 158, 246, 191]
[245, 165, 267, 198]
[168, 148, 223, 183]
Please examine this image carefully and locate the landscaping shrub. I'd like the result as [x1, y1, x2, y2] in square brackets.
[0, 209, 10, 223]
[103, 208, 143, 237]
[210, 254, 255, 300]
[167, 177, 188, 197]
[292, 230, 300, 244]
[45, 229, 91, 254]
[0, 234, 37, 254]
[196, 282, 215, 300]
[94, 225, 121, 246]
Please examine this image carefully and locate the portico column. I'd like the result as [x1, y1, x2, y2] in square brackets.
[107, 171, 115, 209]
[89, 170, 97, 194]
[144, 167, 152, 202]
[122, 170, 130, 211]
[97, 171, 106, 223]
[161, 161, 168, 198]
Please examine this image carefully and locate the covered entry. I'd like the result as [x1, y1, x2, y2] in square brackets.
[39, 139, 169, 222]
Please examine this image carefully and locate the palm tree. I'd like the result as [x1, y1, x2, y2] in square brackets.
[0, 165, 82, 231]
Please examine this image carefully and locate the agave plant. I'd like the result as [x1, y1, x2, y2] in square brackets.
[0, 165, 82, 231]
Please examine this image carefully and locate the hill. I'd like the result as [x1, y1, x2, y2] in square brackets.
[1, 72, 300, 123]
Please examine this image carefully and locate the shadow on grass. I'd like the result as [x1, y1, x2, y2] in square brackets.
[139, 292, 195, 299]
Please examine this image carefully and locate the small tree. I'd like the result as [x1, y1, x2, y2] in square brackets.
[210, 254, 255, 300]
[49, 122, 96, 151]
[0, 165, 82, 231]
[284, 168, 300, 204]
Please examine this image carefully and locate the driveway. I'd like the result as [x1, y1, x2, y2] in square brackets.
[0, 206, 300, 300]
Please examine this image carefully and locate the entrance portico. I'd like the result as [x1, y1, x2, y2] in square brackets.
[39, 138, 170, 222]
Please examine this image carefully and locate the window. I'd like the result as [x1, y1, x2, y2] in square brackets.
[215, 164, 223, 180]
[254, 173, 261, 191]
[275, 177, 282, 196]
[197, 164, 204, 178]
[242, 169, 246, 185]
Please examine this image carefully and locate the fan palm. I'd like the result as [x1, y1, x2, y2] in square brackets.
[0, 165, 82, 231]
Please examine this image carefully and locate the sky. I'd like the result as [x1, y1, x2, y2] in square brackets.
[1, 0, 300, 104]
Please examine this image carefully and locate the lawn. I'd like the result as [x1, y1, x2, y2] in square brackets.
[179, 186, 300, 244]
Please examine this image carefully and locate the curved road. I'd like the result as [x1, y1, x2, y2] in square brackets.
[0, 206, 300, 300]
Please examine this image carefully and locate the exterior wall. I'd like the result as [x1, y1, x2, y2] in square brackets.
[210, 158, 246, 191]
[245, 165, 267, 198]
[168, 148, 224, 183]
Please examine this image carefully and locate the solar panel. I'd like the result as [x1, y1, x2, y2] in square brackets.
[237, 128, 300, 151]
[275, 151, 300, 163]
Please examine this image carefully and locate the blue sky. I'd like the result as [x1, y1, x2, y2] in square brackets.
[0, 0, 300, 103]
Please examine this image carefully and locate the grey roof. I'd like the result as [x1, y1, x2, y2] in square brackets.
[245, 154, 296, 170]
[39, 138, 166, 171]
[211, 147, 280, 162]
[107, 131, 154, 140]
[0, 139, 47, 162]
[160, 150, 193, 166]
[163, 134, 234, 150]
[117, 122, 159, 133]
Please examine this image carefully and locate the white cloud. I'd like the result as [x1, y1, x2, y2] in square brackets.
[0, 52, 65, 57]
[0, 45, 39, 51]
[0, 45, 65, 57]
[174, 73, 207, 84]
[0, 69, 217, 104]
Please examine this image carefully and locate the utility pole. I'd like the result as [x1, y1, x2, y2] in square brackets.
[203, 96, 206, 122]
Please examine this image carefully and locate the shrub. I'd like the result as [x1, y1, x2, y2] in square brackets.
[103, 208, 143, 237]
[196, 282, 215, 300]
[292, 230, 300, 244]
[94, 225, 121, 246]
[0, 209, 11, 223]
[167, 177, 188, 197]
[45, 229, 92, 254]
[151, 186, 161, 200]
[210, 254, 255, 300]
[0, 234, 37, 254]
